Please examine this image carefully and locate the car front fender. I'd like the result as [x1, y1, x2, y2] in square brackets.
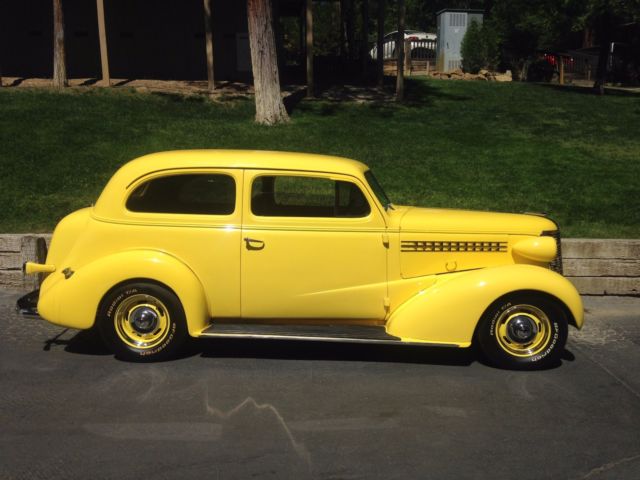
[38, 249, 209, 336]
[386, 264, 583, 346]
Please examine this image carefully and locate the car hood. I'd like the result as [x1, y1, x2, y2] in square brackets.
[396, 206, 556, 236]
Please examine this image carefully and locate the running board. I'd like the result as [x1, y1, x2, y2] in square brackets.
[199, 323, 403, 344]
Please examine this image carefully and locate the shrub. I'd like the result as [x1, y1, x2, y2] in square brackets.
[461, 20, 501, 73]
[527, 58, 555, 82]
[461, 20, 484, 73]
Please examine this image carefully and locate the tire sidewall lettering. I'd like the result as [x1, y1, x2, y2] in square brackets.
[138, 322, 176, 357]
[106, 288, 138, 318]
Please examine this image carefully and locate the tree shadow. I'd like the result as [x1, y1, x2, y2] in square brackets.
[113, 79, 134, 87]
[6, 77, 27, 87]
[536, 82, 640, 97]
[289, 77, 474, 118]
[79, 78, 100, 86]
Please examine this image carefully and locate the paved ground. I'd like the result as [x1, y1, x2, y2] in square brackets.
[1, 291, 639, 480]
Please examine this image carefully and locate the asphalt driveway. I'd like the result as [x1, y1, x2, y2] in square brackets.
[1, 291, 639, 480]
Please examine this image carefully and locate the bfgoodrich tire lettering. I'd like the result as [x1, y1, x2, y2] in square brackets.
[476, 292, 568, 370]
[98, 282, 187, 362]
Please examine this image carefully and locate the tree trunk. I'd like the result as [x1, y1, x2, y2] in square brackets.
[360, 0, 369, 80]
[53, 0, 67, 88]
[247, 0, 289, 125]
[339, 0, 346, 59]
[593, 12, 612, 95]
[203, 0, 215, 93]
[96, 0, 110, 86]
[305, 0, 314, 97]
[376, 0, 385, 89]
[345, 0, 355, 60]
[395, 0, 405, 102]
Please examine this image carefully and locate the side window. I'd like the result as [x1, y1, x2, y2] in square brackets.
[251, 175, 370, 218]
[127, 174, 235, 215]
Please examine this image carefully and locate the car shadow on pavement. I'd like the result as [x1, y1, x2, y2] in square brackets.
[196, 337, 476, 367]
[44, 328, 111, 356]
[44, 329, 576, 369]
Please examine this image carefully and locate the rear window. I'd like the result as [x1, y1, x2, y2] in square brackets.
[126, 174, 235, 215]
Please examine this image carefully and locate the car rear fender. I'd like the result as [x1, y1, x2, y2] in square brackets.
[386, 264, 583, 346]
[37, 249, 209, 336]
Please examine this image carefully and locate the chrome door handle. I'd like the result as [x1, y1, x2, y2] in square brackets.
[244, 237, 265, 251]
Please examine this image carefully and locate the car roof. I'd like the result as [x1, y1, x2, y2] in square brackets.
[122, 150, 369, 177]
[93, 150, 370, 219]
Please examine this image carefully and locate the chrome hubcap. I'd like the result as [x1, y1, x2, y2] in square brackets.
[128, 305, 159, 334]
[506, 315, 538, 344]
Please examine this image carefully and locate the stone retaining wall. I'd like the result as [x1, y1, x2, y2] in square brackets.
[562, 239, 639, 296]
[1, 234, 638, 296]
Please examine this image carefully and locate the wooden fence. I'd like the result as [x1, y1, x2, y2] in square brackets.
[382, 39, 436, 76]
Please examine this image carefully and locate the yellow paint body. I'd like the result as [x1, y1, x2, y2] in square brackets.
[28, 150, 583, 347]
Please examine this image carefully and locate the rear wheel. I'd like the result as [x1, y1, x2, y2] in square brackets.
[98, 282, 187, 362]
[476, 292, 568, 370]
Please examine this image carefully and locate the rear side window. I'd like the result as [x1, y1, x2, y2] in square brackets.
[127, 174, 236, 215]
[251, 175, 370, 218]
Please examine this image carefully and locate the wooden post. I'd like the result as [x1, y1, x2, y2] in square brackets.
[203, 0, 215, 93]
[395, 0, 405, 101]
[376, 0, 384, 89]
[360, 0, 369, 80]
[96, 0, 110, 86]
[558, 55, 565, 85]
[306, 0, 313, 97]
[53, 0, 68, 88]
[404, 39, 411, 75]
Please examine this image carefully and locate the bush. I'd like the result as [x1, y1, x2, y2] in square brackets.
[461, 20, 484, 73]
[527, 58, 555, 82]
[461, 20, 500, 73]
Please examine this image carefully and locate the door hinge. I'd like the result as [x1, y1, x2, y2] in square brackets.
[383, 297, 391, 309]
[382, 233, 390, 248]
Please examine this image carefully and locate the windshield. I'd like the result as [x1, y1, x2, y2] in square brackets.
[364, 170, 393, 210]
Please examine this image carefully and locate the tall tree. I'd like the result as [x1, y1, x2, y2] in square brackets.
[96, 0, 110, 86]
[53, 0, 67, 88]
[247, 0, 289, 125]
[395, 0, 405, 101]
[203, 0, 215, 93]
[306, 0, 314, 96]
[361, 0, 369, 79]
[377, 0, 385, 89]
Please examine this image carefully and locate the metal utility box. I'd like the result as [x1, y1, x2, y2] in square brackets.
[436, 9, 484, 72]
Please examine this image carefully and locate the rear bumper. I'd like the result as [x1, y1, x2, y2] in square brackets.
[16, 289, 39, 316]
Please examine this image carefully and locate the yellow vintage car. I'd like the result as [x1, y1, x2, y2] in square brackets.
[21, 150, 583, 369]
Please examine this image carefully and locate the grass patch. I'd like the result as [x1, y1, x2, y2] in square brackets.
[1, 80, 639, 237]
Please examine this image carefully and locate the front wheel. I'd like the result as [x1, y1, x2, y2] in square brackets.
[98, 282, 187, 362]
[475, 292, 568, 370]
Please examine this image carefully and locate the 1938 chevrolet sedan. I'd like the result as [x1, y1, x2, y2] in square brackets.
[22, 150, 583, 369]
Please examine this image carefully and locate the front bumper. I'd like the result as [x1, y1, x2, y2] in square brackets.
[16, 289, 39, 316]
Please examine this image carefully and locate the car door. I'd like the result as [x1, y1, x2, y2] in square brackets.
[241, 170, 388, 320]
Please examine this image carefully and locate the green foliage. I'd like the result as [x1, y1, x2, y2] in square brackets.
[461, 20, 484, 73]
[489, 0, 640, 74]
[0, 82, 639, 237]
[461, 20, 499, 73]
